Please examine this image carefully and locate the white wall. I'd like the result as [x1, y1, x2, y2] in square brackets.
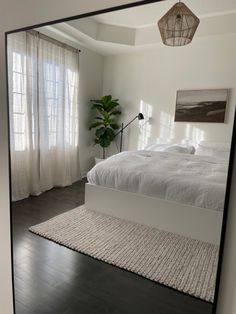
[0, 1, 236, 314]
[103, 34, 236, 151]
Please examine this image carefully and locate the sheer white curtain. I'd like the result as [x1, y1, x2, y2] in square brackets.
[8, 31, 81, 201]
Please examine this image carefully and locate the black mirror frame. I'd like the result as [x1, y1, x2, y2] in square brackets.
[5, 1, 236, 313]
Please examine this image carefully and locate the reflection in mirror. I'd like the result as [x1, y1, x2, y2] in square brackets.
[7, 0, 236, 313]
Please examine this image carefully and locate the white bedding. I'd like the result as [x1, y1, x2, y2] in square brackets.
[87, 151, 228, 211]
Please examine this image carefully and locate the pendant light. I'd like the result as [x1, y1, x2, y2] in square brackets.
[158, 1, 200, 47]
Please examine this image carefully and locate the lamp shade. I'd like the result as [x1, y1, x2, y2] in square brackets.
[138, 113, 144, 120]
[158, 2, 200, 47]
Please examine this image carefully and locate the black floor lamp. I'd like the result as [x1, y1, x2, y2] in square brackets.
[115, 113, 144, 152]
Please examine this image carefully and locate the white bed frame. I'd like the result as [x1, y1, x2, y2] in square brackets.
[85, 183, 223, 245]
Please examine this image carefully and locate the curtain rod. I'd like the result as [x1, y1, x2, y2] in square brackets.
[27, 29, 81, 54]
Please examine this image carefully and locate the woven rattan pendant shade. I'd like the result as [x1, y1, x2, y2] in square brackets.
[158, 2, 200, 47]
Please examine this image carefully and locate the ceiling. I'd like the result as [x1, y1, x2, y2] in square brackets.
[90, 0, 236, 28]
[37, 0, 236, 56]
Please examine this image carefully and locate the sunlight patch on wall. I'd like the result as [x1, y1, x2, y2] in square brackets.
[185, 124, 205, 144]
[159, 111, 175, 141]
[138, 100, 153, 150]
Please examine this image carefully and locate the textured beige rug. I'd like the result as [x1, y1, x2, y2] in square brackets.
[29, 205, 219, 302]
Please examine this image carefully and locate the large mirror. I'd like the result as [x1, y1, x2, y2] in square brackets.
[7, 0, 236, 313]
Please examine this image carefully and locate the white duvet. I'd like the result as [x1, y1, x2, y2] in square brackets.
[87, 151, 228, 211]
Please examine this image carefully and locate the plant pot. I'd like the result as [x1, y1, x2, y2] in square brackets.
[95, 157, 104, 164]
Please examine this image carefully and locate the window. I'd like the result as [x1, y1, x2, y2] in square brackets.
[12, 52, 27, 151]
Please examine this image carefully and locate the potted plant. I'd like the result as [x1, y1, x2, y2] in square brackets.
[89, 95, 121, 161]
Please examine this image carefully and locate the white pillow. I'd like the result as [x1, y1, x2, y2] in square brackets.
[198, 141, 230, 150]
[164, 144, 195, 154]
[215, 150, 230, 159]
[145, 143, 195, 154]
[195, 144, 230, 159]
[144, 143, 170, 151]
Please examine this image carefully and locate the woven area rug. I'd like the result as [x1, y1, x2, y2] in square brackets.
[29, 205, 219, 302]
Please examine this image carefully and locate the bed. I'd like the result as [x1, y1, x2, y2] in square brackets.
[85, 143, 229, 245]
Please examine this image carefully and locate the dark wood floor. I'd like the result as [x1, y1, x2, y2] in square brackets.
[12, 179, 213, 314]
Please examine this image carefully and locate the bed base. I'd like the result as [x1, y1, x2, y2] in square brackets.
[85, 183, 223, 245]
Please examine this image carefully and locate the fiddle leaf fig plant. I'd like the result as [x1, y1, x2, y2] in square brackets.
[89, 95, 121, 159]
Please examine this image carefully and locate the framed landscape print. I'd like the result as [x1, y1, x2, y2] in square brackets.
[175, 89, 229, 122]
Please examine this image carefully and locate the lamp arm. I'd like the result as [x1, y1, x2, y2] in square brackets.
[114, 115, 138, 138]
[122, 115, 139, 130]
